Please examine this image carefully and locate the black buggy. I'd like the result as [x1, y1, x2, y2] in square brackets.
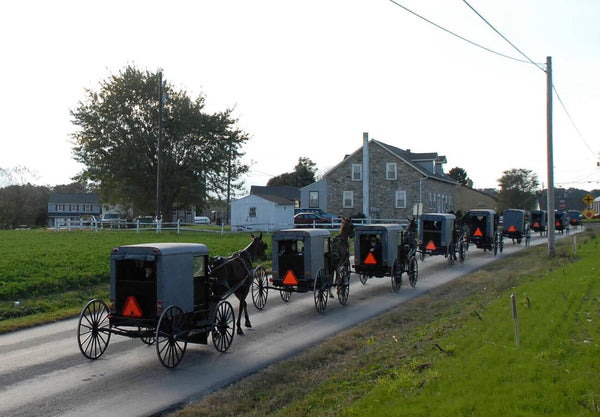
[466, 209, 503, 255]
[418, 213, 466, 266]
[353, 223, 419, 292]
[530, 210, 547, 236]
[251, 229, 350, 313]
[77, 243, 243, 368]
[554, 210, 570, 235]
[501, 209, 531, 246]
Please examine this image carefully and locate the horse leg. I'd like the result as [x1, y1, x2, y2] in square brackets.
[236, 299, 244, 335]
[243, 299, 252, 328]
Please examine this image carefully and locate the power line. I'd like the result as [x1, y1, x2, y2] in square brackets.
[387, 0, 533, 64]
[461, 0, 545, 72]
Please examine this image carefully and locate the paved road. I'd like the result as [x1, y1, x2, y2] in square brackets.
[0, 231, 578, 417]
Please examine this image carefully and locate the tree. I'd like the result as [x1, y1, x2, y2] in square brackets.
[267, 157, 317, 187]
[497, 168, 539, 211]
[448, 167, 469, 186]
[71, 65, 249, 217]
[0, 184, 49, 229]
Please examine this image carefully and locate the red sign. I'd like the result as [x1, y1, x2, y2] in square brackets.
[474, 228, 483, 237]
[508, 225, 516, 232]
[283, 270, 298, 285]
[364, 252, 377, 265]
[425, 240, 436, 250]
[122, 296, 143, 318]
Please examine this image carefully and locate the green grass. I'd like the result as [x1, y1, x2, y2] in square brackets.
[171, 227, 600, 417]
[0, 229, 270, 333]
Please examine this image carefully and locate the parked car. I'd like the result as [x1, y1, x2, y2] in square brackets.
[194, 216, 211, 224]
[294, 208, 338, 220]
[294, 212, 331, 225]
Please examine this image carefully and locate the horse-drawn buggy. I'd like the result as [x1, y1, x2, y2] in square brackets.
[554, 210, 569, 234]
[77, 235, 267, 368]
[418, 213, 466, 266]
[353, 223, 418, 292]
[251, 228, 350, 313]
[530, 210, 547, 236]
[501, 209, 531, 245]
[465, 209, 503, 255]
[568, 210, 583, 229]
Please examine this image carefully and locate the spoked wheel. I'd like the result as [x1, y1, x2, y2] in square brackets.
[251, 266, 268, 310]
[419, 249, 425, 261]
[391, 258, 402, 293]
[499, 236, 504, 253]
[156, 305, 188, 368]
[525, 230, 531, 247]
[313, 268, 329, 313]
[359, 273, 368, 285]
[77, 299, 111, 360]
[212, 301, 235, 352]
[458, 240, 466, 264]
[408, 255, 419, 288]
[493, 234, 499, 256]
[280, 288, 292, 302]
[139, 326, 155, 345]
[335, 263, 350, 306]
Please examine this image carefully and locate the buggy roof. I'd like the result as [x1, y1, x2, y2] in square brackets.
[468, 209, 496, 216]
[273, 228, 330, 239]
[421, 213, 456, 221]
[111, 242, 209, 256]
[355, 223, 403, 233]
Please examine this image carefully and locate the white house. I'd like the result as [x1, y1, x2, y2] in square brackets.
[230, 194, 295, 231]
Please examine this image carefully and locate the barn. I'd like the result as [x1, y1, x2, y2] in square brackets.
[230, 194, 295, 231]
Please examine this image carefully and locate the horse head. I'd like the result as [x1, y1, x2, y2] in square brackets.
[249, 233, 268, 261]
[339, 217, 354, 241]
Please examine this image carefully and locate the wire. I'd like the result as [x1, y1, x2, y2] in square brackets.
[387, 0, 533, 64]
[552, 85, 599, 160]
[461, 0, 546, 72]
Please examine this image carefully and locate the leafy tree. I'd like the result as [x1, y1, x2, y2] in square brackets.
[71, 65, 248, 217]
[497, 168, 539, 211]
[0, 184, 49, 229]
[448, 167, 469, 186]
[267, 157, 317, 187]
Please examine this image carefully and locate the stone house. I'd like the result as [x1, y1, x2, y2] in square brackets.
[300, 134, 458, 221]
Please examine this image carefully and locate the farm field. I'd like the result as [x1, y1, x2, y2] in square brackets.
[0, 229, 268, 333]
[171, 226, 600, 417]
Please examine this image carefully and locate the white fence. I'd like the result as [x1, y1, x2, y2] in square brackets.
[53, 219, 228, 234]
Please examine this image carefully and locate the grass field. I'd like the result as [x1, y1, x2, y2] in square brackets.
[171, 226, 600, 417]
[0, 229, 268, 333]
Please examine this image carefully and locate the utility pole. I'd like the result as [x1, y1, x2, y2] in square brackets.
[156, 72, 164, 221]
[546, 56, 555, 257]
[226, 137, 232, 224]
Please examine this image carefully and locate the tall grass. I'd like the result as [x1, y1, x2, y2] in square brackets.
[0, 229, 268, 332]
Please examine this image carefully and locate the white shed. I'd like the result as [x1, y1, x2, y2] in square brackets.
[230, 194, 295, 231]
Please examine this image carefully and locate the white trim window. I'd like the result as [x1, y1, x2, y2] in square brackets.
[395, 190, 407, 208]
[343, 191, 354, 208]
[351, 164, 362, 181]
[386, 162, 397, 180]
[309, 191, 319, 208]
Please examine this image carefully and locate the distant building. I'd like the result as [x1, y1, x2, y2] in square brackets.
[230, 193, 295, 231]
[455, 186, 498, 213]
[47, 193, 101, 227]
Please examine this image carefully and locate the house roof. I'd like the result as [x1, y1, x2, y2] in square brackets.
[326, 139, 457, 185]
[48, 193, 100, 204]
[250, 186, 299, 203]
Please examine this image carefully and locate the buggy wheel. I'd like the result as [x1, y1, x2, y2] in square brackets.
[280, 289, 292, 302]
[447, 245, 455, 267]
[408, 255, 418, 287]
[500, 236, 504, 253]
[251, 266, 268, 310]
[391, 258, 402, 293]
[419, 249, 425, 261]
[212, 301, 235, 352]
[156, 305, 188, 368]
[359, 273, 368, 285]
[313, 268, 328, 313]
[458, 240, 466, 264]
[493, 233, 499, 256]
[139, 326, 155, 345]
[336, 263, 350, 306]
[77, 299, 111, 360]
[525, 229, 531, 247]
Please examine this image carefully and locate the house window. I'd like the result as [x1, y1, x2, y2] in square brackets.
[351, 164, 362, 181]
[309, 191, 319, 208]
[343, 191, 354, 208]
[395, 190, 406, 208]
[70, 204, 77, 211]
[386, 163, 397, 180]
[249, 207, 256, 217]
[56, 204, 64, 212]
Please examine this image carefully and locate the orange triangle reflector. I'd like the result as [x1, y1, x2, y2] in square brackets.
[556, 221, 561, 226]
[122, 296, 143, 318]
[474, 228, 483, 237]
[364, 252, 377, 265]
[283, 270, 298, 285]
[508, 225, 516, 232]
[425, 240, 436, 250]
[534, 222, 540, 228]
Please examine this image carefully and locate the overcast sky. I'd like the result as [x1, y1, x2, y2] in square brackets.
[1, 0, 599, 193]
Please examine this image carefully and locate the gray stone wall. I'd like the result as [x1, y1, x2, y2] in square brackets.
[326, 142, 457, 220]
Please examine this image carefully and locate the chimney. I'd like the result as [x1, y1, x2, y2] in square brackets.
[362, 132, 369, 219]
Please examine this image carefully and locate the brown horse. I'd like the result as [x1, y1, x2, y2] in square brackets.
[209, 233, 268, 335]
[331, 217, 354, 266]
